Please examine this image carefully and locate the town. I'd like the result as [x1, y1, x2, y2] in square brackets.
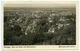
[4, 7, 76, 45]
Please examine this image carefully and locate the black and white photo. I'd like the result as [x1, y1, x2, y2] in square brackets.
[2, 2, 78, 49]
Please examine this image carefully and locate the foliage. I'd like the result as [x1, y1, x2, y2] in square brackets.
[4, 8, 76, 45]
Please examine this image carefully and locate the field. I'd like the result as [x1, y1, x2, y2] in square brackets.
[4, 7, 76, 45]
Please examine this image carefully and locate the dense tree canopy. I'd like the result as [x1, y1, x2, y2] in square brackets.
[4, 8, 76, 45]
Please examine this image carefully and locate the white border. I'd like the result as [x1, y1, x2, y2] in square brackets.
[0, 0, 80, 51]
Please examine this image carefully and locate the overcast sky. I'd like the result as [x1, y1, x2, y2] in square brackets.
[4, 3, 76, 8]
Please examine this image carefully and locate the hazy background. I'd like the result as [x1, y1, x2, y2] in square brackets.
[4, 3, 76, 8]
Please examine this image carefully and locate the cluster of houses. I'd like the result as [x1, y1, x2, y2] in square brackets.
[5, 10, 74, 35]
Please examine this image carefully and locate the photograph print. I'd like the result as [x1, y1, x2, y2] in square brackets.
[3, 2, 77, 45]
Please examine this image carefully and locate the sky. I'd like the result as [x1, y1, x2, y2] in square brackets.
[3, 2, 76, 8]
